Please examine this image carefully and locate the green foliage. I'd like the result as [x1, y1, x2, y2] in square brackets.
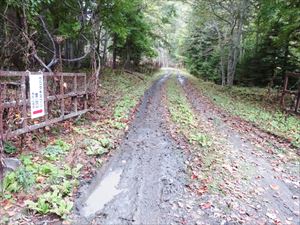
[107, 70, 156, 128]
[2, 172, 20, 193]
[63, 164, 82, 179]
[182, 0, 300, 87]
[3, 142, 17, 154]
[167, 78, 196, 128]
[24, 162, 81, 218]
[83, 138, 110, 156]
[43, 146, 64, 160]
[166, 77, 215, 150]
[43, 140, 70, 160]
[20, 154, 33, 166]
[1, 166, 36, 193]
[193, 78, 300, 147]
[53, 139, 70, 151]
[39, 163, 58, 176]
[98, 0, 157, 66]
[114, 97, 136, 120]
[190, 133, 212, 147]
[108, 120, 127, 130]
[15, 167, 36, 190]
[26, 197, 50, 214]
[183, 26, 221, 82]
[99, 137, 112, 149]
[25, 188, 73, 219]
[51, 180, 72, 196]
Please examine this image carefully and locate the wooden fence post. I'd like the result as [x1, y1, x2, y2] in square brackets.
[84, 74, 88, 110]
[44, 73, 49, 119]
[22, 73, 28, 128]
[60, 73, 65, 117]
[73, 75, 78, 113]
[0, 84, 4, 144]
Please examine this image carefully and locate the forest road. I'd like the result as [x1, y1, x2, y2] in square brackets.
[74, 71, 299, 225]
[177, 74, 300, 225]
[76, 72, 188, 224]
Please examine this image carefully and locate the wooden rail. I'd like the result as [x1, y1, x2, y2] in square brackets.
[0, 71, 90, 141]
[281, 72, 300, 113]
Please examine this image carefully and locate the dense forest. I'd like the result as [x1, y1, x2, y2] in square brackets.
[0, 0, 177, 78]
[181, 0, 300, 86]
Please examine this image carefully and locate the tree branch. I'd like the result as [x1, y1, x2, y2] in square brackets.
[62, 50, 90, 62]
[38, 15, 57, 64]
[209, 2, 231, 25]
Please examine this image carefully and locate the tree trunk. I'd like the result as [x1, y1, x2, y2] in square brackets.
[227, 45, 235, 86]
[101, 32, 109, 68]
[112, 34, 117, 69]
[226, 0, 246, 86]
[214, 23, 226, 86]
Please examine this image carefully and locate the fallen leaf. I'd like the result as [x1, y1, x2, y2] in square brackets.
[266, 212, 277, 220]
[36, 176, 46, 183]
[270, 184, 280, 191]
[197, 186, 208, 195]
[200, 202, 212, 209]
[191, 174, 198, 180]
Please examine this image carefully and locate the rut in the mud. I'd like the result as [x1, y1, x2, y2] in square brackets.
[76, 73, 188, 224]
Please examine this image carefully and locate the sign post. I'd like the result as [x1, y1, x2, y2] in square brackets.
[29, 71, 45, 119]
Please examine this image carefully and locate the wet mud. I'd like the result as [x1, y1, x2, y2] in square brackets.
[75, 73, 189, 224]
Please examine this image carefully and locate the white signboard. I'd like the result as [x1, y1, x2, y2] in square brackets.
[29, 71, 45, 119]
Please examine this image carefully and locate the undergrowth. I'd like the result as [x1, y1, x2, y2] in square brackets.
[0, 140, 80, 219]
[166, 77, 202, 144]
[166, 77, 228, 193]
[101, 69, 160, 129]
[0, 69, 160, 223]
[188, 76, 300, 148]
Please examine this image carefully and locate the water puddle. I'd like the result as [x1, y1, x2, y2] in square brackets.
[177, 76, 186, 85]
[158, 74, 170, 84]
[81, 169, 124, 217]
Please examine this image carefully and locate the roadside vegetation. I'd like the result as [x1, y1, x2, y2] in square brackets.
[186, 75, 300, 148]
[0, 69, 158, 224]
[166, 77, 231, 191]
[166, 73, 300, 224]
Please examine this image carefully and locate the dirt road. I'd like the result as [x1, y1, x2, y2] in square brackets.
[178, 74, 300, 224]
[75, 71, 300, 225]
[76, 73, 191, 224]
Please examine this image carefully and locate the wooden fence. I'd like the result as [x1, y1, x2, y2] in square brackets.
[281, 72, 300, 113]
[0, 71, 91, 142]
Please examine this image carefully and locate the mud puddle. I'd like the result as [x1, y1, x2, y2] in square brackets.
[80, 168, 125, 217]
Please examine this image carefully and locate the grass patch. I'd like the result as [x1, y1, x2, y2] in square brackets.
[166, 76, 215, 149]
[166, 75, 253, 196]
[166, 77, 227, 193]
[101, 69, 161, 129]
[166, 77, 198, 141]
[189, 77, 300, 147]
